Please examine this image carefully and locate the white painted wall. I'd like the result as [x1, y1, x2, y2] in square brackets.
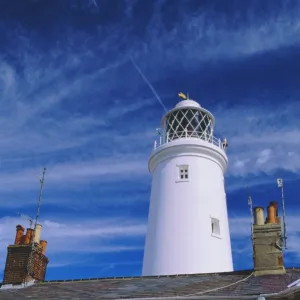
[142, 138, 233, 276]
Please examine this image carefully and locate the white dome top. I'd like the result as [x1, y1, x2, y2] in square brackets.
[175, 99, 201, 109]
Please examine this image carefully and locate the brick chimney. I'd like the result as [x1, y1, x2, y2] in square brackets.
[2, 225, 49, 286]
[252, 202, 285, 276]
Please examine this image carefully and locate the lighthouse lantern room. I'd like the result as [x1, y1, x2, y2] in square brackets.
[142, 93, 233, 276]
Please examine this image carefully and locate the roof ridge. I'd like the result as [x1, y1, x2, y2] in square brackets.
[41, 269, 255, 283]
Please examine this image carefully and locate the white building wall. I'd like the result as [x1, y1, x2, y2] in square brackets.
[142, 139, 233, 276]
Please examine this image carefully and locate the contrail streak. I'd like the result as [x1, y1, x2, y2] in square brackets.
[129, 56, 168, 112]
[91, 0, 98, 7]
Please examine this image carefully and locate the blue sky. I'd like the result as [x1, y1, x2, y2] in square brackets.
[0, 0, 300, 280]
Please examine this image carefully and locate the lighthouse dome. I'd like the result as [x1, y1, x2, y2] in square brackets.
[175, 99, 201, 109]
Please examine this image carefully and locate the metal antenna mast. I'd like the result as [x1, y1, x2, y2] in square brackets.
[247, 187, 254, 247]
[33, 168, 47, 235]
[277, 178, 287, 249]
[25, 168, 47, 285]
[247, 186, 256, 268]
[247, 186, 254, 225]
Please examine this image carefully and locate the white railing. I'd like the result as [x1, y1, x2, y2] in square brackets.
[153, 130, 226, 151]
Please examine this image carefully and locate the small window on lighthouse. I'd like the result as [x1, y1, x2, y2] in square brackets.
[211, 218, 221, 237]
[177, 165, 189, 181]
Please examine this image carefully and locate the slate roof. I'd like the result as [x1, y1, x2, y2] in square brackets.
[0, 268, 300, 300]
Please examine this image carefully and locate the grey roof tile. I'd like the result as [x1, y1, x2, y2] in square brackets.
[0, 268, 299, 299]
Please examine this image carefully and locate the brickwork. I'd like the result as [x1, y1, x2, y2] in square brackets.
[28, 244, 49, 280]
[3, 243, 49, 285]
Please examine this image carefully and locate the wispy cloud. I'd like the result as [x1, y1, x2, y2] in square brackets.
[0, 37, 156, 191]
[214, 102, 300, 178]
[0, 1, 299, 194]
[0, 155, 149, 192]
[229, 214, 300, 265]
[131, 0, 300, 78]
[1, 213, 298, 275]
[0, 0, 299, 280]
[0, 216, 146, 270]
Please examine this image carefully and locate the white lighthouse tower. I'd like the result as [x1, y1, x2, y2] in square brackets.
[142, 93, 233, 276]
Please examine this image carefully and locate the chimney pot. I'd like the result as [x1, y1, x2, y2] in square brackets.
[40, 240, 47, 255]
[267, 205, 276, 224]
[253, 207, 265, 225]
[24, 228, 34, 245]
[270, 201, 279, 217]
[15, 225, 25, 245]
[34, 224, 42, 244]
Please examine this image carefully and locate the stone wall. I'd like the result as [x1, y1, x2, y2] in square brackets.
[253, 223, 285, 276]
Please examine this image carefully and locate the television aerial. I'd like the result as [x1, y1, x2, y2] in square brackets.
[17, 212, 33, 228]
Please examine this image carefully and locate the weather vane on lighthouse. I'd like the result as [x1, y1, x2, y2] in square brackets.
[142, 92, 232, 276]
[178, 92, 189, 100]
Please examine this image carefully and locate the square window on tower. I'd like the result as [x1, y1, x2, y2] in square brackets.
[177, 165, 189, 182]
[211, 218, 221, 238]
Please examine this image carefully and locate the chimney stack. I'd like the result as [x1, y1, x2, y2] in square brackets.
[14, 225, 25, 245]
[252, 201, 285, 276]
[34, 224, 42, 244]
[2, 224, 49, 286]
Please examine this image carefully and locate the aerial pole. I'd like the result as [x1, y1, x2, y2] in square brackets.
[33, 168, 47, 236]
[25, 168, 46, 285]
[247, 186, 254, 251]
[277, 178, 287, 249]
[247, 186, 254, 226]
